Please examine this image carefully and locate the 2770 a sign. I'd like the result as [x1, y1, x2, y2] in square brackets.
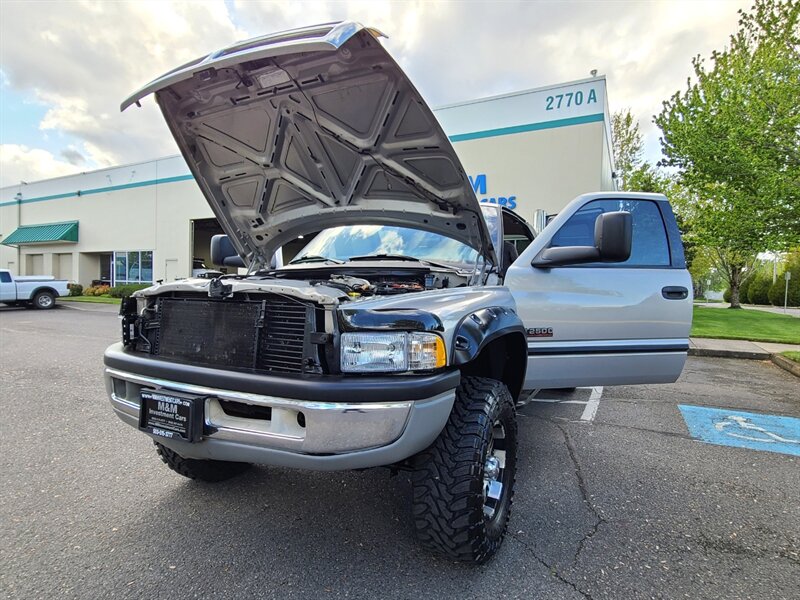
[545, 88, 598, 111]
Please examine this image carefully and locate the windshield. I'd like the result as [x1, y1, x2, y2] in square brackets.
[292, 225, 479, 266]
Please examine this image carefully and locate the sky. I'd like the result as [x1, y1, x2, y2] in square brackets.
[0, 0, 751, 188]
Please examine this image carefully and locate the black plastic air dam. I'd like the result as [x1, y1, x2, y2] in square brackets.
[104, 343, 460, 403]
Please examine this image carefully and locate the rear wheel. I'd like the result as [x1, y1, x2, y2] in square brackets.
[32, 291, 55, 309]
[154, 442, 251, 482]
[412, 376, 517, 563]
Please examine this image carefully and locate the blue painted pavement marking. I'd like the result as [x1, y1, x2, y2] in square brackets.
[679, 405, 800, 457]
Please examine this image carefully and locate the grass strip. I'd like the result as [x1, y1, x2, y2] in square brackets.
[60, 296, 121, 305]
[692, 307, 800, 345]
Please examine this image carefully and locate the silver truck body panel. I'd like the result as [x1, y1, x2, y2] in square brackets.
[506, 192, 692, 389]
[122, 21, 496, 270]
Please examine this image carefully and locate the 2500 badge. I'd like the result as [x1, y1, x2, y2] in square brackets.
[527, 327, 553, 338]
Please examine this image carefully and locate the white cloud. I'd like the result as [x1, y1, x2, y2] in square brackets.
[1, 0, 749, 182]
[0, 144, 81, 186]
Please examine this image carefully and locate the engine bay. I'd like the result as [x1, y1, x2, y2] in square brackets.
[270, 266, 470, 300]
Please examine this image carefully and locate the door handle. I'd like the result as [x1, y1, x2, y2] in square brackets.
[662, 286, 689, 300]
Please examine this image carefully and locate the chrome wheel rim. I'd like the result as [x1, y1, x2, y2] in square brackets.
[483, 420, 507, 520]
[38, 295, 53, 307]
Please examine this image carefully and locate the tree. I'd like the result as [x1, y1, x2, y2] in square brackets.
[655, 0, 800, 308]
[611, 109, 644, 190]
[612, 108, 671, 193]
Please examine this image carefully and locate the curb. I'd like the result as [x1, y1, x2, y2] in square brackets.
[688, 348, 770, 360]
[771, 354, 800, 378]
[688, 347, 800, 378]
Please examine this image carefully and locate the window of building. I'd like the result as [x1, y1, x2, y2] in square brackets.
[550, 199, 670, 267]
[113, 250, 153, 285]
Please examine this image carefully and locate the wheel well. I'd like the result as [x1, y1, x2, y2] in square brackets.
[458, 333, 527, 400]
[32, 287, 57, 298]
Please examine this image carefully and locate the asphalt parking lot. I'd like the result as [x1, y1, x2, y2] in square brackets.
[1, 304, 798, 600]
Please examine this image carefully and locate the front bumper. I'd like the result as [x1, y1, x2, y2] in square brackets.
[104, 343, 458, 470]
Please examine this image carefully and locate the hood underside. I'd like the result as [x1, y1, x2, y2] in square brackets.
[123, 21, 495, 269]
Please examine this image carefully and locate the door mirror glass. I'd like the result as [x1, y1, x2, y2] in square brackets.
[532, 211, 631, 267]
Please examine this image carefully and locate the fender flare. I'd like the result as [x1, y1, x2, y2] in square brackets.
[451, 307, 527, 366]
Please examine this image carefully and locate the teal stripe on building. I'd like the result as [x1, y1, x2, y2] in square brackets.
[0, 174, 195, 208]
[0, 113, 604, 208]
[448, 113, 604, 142]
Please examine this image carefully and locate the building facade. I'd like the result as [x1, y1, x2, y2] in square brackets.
[0, 76, 615, 287]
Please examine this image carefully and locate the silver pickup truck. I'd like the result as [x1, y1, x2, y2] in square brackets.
[106, 22, 692, 564]
[0, 269, 68, 309]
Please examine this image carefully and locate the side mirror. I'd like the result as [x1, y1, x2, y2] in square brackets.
[210, 234, 246, 268]
[532, 211, 632, 267]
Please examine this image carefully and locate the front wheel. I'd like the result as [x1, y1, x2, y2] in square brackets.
[32, 291, 55, 309]
[412, 376, 518, 563]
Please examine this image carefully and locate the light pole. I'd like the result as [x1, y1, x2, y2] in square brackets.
[785, 271, 791, 314]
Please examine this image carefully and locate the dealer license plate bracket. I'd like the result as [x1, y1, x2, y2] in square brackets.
[139, 388, 205, 443]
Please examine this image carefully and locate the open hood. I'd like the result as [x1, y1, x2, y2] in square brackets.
[122, 21, 496, 269]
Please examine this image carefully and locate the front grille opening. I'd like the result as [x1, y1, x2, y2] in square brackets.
[139, 296, 316, 375]
[218, 399, 272, 421]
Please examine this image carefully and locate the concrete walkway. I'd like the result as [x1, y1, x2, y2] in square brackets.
[695, 302, 800, 317]
[690, 337, 799, 359]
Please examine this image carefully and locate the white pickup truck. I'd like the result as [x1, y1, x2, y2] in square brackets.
[0, 269, 68, 309]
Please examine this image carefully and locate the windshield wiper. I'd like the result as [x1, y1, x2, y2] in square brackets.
[347, 254, 465, 272]
[288, 255, 344, 265]
[347, 254, 421, 262]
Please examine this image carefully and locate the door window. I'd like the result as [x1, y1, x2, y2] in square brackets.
[0, 271, 11, 283]
[550, 199, 670, 267]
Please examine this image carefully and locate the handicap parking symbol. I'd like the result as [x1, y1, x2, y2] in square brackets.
[679, 405, 800, 457]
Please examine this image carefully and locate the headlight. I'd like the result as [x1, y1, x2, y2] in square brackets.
[340, 332, 446, 373]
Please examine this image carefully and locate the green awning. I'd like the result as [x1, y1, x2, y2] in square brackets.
[2, 221, 79, 245]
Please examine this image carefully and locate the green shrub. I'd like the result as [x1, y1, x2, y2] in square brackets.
[768, 272, 800, 307]
[746, 275, 771, 305]
[67, 283, 83, 297]
[107, 283, 151, 298]
[723, 288, 731, 303]
[83, 285, 110, 296]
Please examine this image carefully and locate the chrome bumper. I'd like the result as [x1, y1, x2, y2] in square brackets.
[105, 367, 456, 470]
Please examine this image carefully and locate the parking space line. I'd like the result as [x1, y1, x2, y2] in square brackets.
[580, 386, 603, 422]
